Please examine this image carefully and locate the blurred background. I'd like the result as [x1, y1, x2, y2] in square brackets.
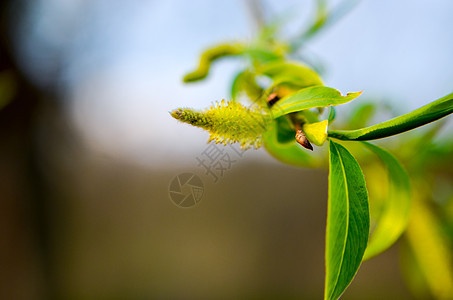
[1, 0, 452, 299]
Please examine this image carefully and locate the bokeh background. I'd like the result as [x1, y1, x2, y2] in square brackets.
[1, 0, 452, 299]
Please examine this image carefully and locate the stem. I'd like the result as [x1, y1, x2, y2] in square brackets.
[243, 0, 266, 32]
[328, 92, 453, 141]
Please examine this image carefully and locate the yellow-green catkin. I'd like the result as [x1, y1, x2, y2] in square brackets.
[171, 100, 269, 149]
[183, 44, 243, 83]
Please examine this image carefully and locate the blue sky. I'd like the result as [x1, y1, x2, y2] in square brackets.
[14, 0, 453, 166]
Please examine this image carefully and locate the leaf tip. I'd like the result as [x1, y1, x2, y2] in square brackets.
[347, 90, 363, 97]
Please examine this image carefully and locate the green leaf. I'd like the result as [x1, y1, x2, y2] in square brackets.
[230, 70, 262, 101]
[274, 116, 297, 144]
[361, 142, 411, 260]
[406, 196, 453, 299]
[326, 141, 370, 300]
[328, 106, 336, 124]
[303, 120, 328, 146]
[258, 61, 323, 89]
[231, 70, 247, 100]
[271, 86, 362, 119]
[262, 120, 317, 167]
[242, 48, 283, 63]
[328, 92, 453, 141]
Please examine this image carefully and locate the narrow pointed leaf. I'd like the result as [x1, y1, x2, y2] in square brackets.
[326, 141, 370, 300]
[271, 86, 362, 119]
[361, 142, 411, 260]
[328, 92, 453, 141]
[259, 61, 323, 89]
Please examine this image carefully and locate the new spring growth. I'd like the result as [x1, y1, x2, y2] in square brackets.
[171, 100, 270, 149]
[183, 44, 243, 83]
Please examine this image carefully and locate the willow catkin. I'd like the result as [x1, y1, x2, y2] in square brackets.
[171, 100, 269, 149]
